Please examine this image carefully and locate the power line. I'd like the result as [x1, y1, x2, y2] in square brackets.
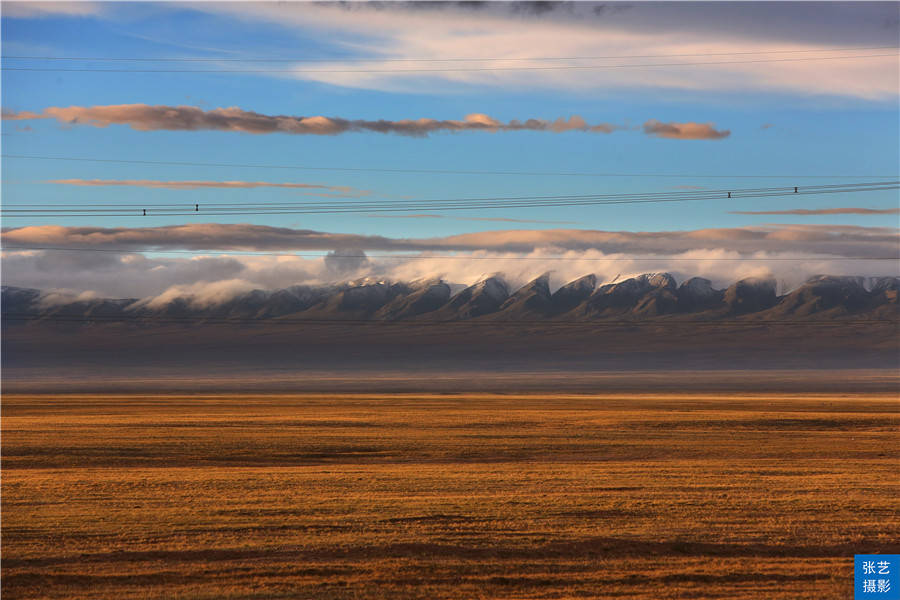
[8, 183, 899, 210]
[3, 183, 897, 217]
[4, 46, 895, 63]
[5, 182, 893, 208]
[4, 154, 895, 179]
[2, 187, 775, 208]
[4, 53, 896, 73]
[3, 246, 896, 262]
[3, 313, 896, 328]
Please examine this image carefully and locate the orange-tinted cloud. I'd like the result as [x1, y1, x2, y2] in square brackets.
[731, 207, 900, 215]
[6, 104, 620, 137]
[48, 178, 367, 196]
[1, 109, 45, 121]
[4, 223, 895, 257]
[642, 120, 730, 140]
[366, 213, 577, 224]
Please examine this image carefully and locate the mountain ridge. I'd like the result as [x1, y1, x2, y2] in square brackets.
[3, 273, 899, 324]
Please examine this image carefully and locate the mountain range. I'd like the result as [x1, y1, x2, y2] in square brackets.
[4, 273, 898, 324]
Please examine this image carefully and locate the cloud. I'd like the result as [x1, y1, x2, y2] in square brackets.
[4, 223, 897, 301]
[127, 279, 260, 311]
[6, 3, 896, 99]
[324, 248, 369, 275]
[1, 110, 44, 121]
[37, 289, 102, 308]
[4, 222, 897, 258]
[6, 104, 620, 137]
[2, 224, 404, 253]
[731, 207, 900, 216]
[642, 120, 730, 140]
[366, 214, 577, 224]
[47, 178, 368, 196]
[2, 2, 105, 18]
[4, 244, 898, 305]
[193, 2, 898, 100]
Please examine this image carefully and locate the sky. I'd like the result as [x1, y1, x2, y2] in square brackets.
[2, 1, 899, 298]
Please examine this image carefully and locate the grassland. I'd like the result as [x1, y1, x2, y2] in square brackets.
[3, 392, 899, 599]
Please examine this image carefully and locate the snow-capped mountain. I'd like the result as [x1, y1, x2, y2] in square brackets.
[3, 273, 899, 324]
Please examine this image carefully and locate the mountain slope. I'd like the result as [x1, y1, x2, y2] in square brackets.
[4, 273, 899, 324]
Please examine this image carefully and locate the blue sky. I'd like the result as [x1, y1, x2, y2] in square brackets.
[1, 2, 898, 297]
[3, 1, 898, 238]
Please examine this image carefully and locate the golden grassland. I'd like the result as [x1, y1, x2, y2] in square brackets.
[2, 392, 899, 599]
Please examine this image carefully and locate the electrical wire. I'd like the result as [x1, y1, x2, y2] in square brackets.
[5, 181, 894, 208]
[3, 182, 897, 217]
[4, 154, 895, 179]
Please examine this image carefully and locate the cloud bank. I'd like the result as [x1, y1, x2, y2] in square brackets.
[4, 246, 897, 304]
[4, 105, 622, 137]
[5, 223, 897, 257]
[4, 223, 897, 302]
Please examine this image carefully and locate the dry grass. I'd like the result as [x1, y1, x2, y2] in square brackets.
[3, 392, 899, 599]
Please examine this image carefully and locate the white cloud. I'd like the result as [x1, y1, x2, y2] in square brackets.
[195, 3, 899, 100]
[3, 223, 897, 300]
[4, 246, 897, 305]
[2, 2, 105, 18]
[127, 279, 260, 310]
